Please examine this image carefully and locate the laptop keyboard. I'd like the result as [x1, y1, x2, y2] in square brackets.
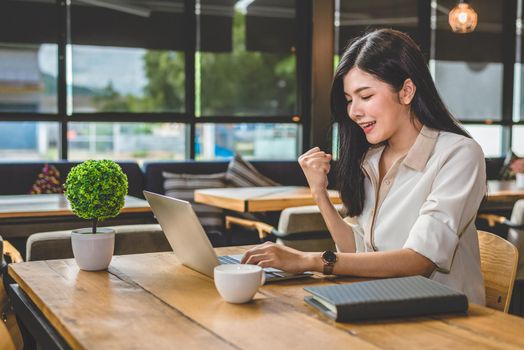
[218, 255, 241, 265]
[218, 255, 281, 279]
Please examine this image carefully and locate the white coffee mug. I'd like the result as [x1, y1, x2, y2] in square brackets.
[516, 173, 524, 189]
[214, 264, 265, 304]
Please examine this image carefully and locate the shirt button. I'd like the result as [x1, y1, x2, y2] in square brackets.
[385, 180, 391, 185]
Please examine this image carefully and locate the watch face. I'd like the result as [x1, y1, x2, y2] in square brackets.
[322, 250, 337, 263]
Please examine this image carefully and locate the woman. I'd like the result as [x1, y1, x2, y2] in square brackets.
[241, 29, 486, 304]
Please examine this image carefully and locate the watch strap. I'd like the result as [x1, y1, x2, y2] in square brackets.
[321, 251, 337, 275]
[323, 262, 335, 275]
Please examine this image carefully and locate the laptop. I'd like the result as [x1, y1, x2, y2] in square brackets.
[143, 191, 312, 282]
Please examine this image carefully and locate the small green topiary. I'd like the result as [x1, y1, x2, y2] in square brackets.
[65, 160, 128, 233]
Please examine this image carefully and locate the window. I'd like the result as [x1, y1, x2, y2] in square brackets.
[432, 1, 504, 122]
[432, 0, 506, 156]
[0, 122, 58, 160]
[195, 123, 299, 159]
[513, 126, 524, 155]
[0, 0, 305, 161]
[463, 125, 502, 157]
[2, 1, 521, 162]
[70, 1, 186, 113]
[0, 0, 58, 114]
[68, 122, 187, 162]
[197, 0, 297, 117]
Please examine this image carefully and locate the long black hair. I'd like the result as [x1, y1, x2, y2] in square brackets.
[331, 29, 470, 217]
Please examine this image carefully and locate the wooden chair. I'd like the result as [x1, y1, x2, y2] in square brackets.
[1, 236, 23, 349]
[0, 319, 15, 350]
[225, 205, 344, 252]
[2, 240, 23, 264]
[478, 230, 519, 312]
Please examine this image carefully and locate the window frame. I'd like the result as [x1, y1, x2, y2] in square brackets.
[0, 0, 312, 160]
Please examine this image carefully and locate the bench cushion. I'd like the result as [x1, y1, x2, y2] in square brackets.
[26, 224, 170, 261]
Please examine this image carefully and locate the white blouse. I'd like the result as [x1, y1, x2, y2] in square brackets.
[348, 126, 487, 305]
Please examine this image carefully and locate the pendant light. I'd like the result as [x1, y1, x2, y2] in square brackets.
[449, 0, 478, 34]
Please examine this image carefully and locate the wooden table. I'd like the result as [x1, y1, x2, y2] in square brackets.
[0, 194, 154, 245]
[487, 180, 524, 202]
[8, 246, 524, 350]
[194, 182, 523, 214]
[194, 186, 342, 213]
[0, 194, 151, 219]
[483, 180, 524, 212]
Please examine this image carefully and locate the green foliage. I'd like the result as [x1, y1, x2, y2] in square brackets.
[65, 160, 128, 230]
[199, 10, 296, 116]
[143, 51, 185, 111]
[93, 51, 185, 113]
[91, 10, 295, 116]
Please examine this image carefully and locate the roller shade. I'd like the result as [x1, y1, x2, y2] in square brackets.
[245, 0, 296, 53]
[337, 0, 419, 54]
[71, 0, 188, 50]
[199, 0, 236, 52]
[0, 0, 59, 44]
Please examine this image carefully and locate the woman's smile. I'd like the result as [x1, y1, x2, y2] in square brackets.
[359, 121, 376, 134]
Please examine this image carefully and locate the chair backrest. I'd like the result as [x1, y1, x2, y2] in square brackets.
[477, 230, 519, 312]
[506, 199, 524, 281]
[26, 224, 171, 261]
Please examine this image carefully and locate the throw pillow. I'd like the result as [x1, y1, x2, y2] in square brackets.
[163, 172, 227, 234]
[225, 153, 280, 187]
[30, 164, 63, 194]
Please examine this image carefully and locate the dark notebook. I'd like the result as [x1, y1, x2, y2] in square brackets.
[304, 276, 468, 322]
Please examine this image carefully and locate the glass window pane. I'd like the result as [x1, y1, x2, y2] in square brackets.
[68, 122, 187, 162]
[432, 1, 503, 121]
[335, 0, 420, 55]
[0, 122, 58, 160]
[463, 125, 502, 157]
[513, 126, 524, 155]
[196, 123, 300, 160]
[197, 0, 297, 116]
[70, 1, 186, 113]
[434, 61, 502, 121]
[0, 1, 58, 113]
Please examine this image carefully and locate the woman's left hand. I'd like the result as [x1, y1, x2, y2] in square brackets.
[240, 242, 317, 274]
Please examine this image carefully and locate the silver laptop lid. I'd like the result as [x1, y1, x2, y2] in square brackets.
[143, 191, 219, 277]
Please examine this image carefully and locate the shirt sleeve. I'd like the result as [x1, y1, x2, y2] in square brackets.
[345, 217, 366, 252]
[403, 138, 487, 272]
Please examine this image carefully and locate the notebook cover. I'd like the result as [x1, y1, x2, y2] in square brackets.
[304, 276, 468, 322]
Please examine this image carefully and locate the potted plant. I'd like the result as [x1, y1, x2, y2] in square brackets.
[65, 160, 128, 271]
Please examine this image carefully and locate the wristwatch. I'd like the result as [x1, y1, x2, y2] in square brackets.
[321, 250, 337, 275]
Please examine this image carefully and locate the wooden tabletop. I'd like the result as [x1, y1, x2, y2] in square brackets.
[194, 186, 342, 212]
[195, 182, 524, 213]
[8, 247, 524, 350]
[487, 180, 524, 201]
[0, 194, 151, 219]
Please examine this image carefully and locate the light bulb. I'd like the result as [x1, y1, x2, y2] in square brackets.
[449, 2, 478, 33]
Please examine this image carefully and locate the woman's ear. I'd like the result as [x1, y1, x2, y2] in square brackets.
[399, 78, 416, 105]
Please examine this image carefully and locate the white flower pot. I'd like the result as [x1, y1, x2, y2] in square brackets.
[71, 227, 115, 271]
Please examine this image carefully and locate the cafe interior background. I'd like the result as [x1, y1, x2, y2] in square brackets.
[1, 0, 524, 309]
